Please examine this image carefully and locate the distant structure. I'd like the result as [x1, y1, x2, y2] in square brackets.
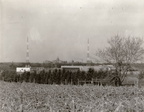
[16, 67, 30, 73]
[87, 38, 91, 64]
[61, 66, 82, 72]
[61, 65, 115, 72]
[44, 57, 67, 64]
[16, 36, 31, 74]
[26, 36, 30, 67]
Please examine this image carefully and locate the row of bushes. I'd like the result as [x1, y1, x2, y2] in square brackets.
[0, 68, 110, 85]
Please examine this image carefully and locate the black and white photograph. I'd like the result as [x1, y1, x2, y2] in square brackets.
[0, 0, 144, 111]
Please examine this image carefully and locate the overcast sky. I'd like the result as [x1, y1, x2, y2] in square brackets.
[0, 0, 144, 62]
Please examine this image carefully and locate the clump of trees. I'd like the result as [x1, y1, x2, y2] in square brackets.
[97, 35, 144, 85]
[0, 68, 109, 85]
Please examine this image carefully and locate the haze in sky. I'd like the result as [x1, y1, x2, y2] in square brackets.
[0, 0, 144, 62]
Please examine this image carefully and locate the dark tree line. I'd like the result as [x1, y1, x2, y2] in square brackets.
[0, 68, 109, 85]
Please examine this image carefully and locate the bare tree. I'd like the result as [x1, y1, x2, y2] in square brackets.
[97, 35, 144, 85]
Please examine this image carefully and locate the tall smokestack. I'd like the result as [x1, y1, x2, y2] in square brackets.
[26, 36, 29, 66]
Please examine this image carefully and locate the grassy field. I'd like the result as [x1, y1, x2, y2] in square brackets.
[0, 81, 144, 112]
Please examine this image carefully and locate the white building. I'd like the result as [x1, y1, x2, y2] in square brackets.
[16, 67, 30, 73]
[61, 65, 115, 72]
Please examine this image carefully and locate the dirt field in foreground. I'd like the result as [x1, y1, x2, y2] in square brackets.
[0, 81, 144, 112]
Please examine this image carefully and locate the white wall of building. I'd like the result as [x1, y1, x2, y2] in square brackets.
[16, 67, 30, 73]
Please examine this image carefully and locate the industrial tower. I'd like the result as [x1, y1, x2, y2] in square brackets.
[87, 38, 91, 64]
[26, 36, 30, 67]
